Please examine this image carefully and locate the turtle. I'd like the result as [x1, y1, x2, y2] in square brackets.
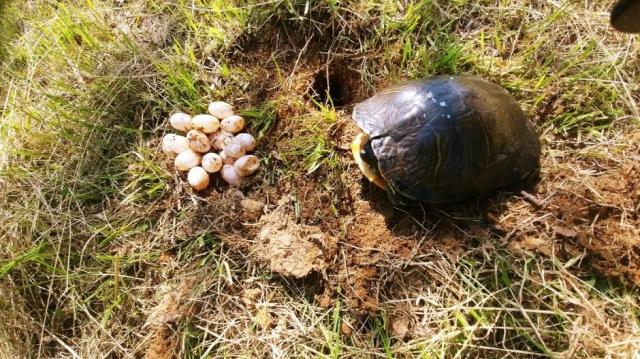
[350, 75, 541, 203]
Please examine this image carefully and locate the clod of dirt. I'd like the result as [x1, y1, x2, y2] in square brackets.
[239, 198, 266, 221]
[144, 279, 196, 359]
[241, 288, 262, 307]
[553, 225, 578, 239]
[254, 206, 337, 278]
[253, 307, 273, 330]
[224, 188, 265, 222]
[145, 279, 196, 327]
[340, 322, 353, 336]
[145, 326, 177, 359]
[388, 314, 411, 340]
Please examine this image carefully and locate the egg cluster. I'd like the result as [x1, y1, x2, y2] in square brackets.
[162, 101, 260, 191]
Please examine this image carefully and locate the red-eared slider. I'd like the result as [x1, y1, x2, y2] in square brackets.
[351, 75, 541, 203]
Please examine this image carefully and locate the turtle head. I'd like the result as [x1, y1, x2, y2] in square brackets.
[351, 132, 388, 190]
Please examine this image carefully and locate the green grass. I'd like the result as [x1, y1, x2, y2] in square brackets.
[280, 103, 340, 175]
[0, 0, 18, 61]
[0, 0, 639, 357]
[239, 102, 278, 139]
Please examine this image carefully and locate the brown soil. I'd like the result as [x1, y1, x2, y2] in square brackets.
[254, 198, 338, 278]
[527, 141, 640, 282]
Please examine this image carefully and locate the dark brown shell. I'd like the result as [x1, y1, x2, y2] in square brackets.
[352, 75, 541, 203]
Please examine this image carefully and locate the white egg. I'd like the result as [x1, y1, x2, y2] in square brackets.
[209, 131, 234, 151]
[233, 155, 260, 177]
[191, 114, 220, 134]
[174, 150, 201, 171]
[201, 153, 223, 173]
[219, 150, 237, 165]
[186, 130, 211, 153]
[188, 166, 209, 191]
[224, 141, 246, 159]
[169, 112, 192, 132]
[221, 164, 245, 187]
[220, 115, 245, 134]
[234, 133, 256, 152]
[208, 101, 234, 119]
[162, 134, 189, 157]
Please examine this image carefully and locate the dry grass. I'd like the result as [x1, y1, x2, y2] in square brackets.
[1, 0, 639, 358]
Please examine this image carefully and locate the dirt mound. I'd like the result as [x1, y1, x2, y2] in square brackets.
[144, 279, 197, 359]
[254, 197, 338, 278]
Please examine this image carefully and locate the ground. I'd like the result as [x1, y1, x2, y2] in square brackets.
[0, 0, 639, 358]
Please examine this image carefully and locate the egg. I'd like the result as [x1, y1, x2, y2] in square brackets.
[221, 164, 245, 187]
[162, 134, 190, 157]
[188, 166, 209, 191]
[234, 133, 256, 152]
[233, 155, 260, 177]
[169, 112, 192, 132]
[208, 101, 234, 119]
[186, 130, 211, 153]
[174, 150, 201, 171]
[202, 153, 223, 173]
[224, 141, 246, 159]
[209, 131, 234, 151]
[219, 150, 237, 165]
[191, 114, 220, 134]
[220, 115, 245, 134]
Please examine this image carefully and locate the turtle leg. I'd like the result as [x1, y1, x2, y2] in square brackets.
[385, 185, 409, 207]
[387, 193, 406, 207]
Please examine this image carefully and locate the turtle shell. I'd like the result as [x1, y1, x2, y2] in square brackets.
[352, 75, 541, 203]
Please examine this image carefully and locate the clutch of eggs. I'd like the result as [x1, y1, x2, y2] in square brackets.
[162, 101, 260, 191]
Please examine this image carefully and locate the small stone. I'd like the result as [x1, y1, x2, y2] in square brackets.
[341, 322, 352, 336]
[388, 315, 411, 339]
[240, 198, 265, 221]
[553, 225, 578, 238]
[241, 288, 262, 307]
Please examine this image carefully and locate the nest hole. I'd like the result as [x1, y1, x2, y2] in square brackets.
[309, 64, 363, 107]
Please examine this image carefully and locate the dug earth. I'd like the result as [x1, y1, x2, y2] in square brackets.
[255, 202, 338, 278]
